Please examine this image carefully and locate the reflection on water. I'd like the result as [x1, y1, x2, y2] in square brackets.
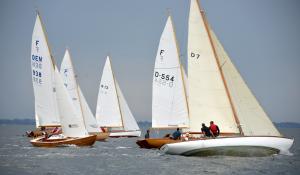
[0, 124, 299, 175]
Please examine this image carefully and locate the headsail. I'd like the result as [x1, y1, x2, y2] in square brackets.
[78, 87, 101, 133]
[60, 49, 100, 133]
[188, 0, 239, 133]
[115, 81, 140, 131]
[152, 16, 189, 128]
[96, 56, 123, 128]
[54, 68, 88, 137]
[210, 28, 281, 136]
[31, 13, 60, 127]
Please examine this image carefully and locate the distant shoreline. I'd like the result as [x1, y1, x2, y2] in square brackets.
[0, 119, 299, 128]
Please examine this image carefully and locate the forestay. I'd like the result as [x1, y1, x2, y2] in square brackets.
[152, 16, 189, 128]
[31, 13, 60, 127]
[210, 28, 281, 136]
[60, 50, 100, 133]
[96, 56, 123, 127]
[188, 0, 239, 133]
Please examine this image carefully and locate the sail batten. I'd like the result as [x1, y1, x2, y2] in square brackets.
[152, 16, 189, 128]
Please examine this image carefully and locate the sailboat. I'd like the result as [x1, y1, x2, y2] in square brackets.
[30, 13, 96, 147]
[27, 11, 61, 138]
[60, 49, 109, 141]
[136, 15, 189, 149]
[161, 0, 294, 156]
[95, 56, 141, 137]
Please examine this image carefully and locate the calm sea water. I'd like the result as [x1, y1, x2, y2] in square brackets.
[0, 125, 299, 175]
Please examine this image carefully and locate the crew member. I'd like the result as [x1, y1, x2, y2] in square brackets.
[201, 123, 212, 137]
[145, 129, 150, 139]
[172, 128, 181, 140]
[209, 121, 220, 137]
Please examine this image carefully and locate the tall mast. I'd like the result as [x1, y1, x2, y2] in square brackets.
[196, 1, 244, 135]
[169, 14, 190, 121]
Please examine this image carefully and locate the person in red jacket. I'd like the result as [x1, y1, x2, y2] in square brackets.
[209, 121, 220, 137]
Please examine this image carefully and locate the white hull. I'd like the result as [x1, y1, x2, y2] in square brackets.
[109, 130, 141, 138]
[161, 136, 294, 157]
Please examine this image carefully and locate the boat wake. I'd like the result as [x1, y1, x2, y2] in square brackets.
[115, 146, 132, 149]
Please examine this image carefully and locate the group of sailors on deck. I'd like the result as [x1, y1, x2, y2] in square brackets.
[144, 121, 220, 139]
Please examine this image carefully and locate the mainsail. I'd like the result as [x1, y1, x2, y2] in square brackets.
[95, 56, 123, 127]
[209, 28, 281, 136]
[31, 13, 60, 127]
[152, 16, 189, 128]
[60, 49, 100, 133]
[96, 56, 140, 132]
[188, 0, 239, 133]
[188, 0, 280, 136]
[31, 13, 89, 138]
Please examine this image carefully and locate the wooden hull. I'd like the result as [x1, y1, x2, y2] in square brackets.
[136, 138, 180, 149]
[89, 132, 109, 141]
[30, 135, 97, 147]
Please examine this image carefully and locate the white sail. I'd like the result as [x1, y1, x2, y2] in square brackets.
[78, 87, 101, 133]
[31, 13, 60, 127]
[115, 81, 140, 131]
[60, 50, 100, 133]
[152, 16, 189, 128]
[96, 56, 123, 127]
[188, 0, 239, 133]
[210, 29, 281, 136]
[60, 50, 81, 118]
[54, 68, 88, 137]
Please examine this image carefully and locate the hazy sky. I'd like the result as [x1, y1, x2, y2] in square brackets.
[0, 0, 299, 123]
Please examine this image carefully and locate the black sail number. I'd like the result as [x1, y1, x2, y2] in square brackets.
[190, 52, 200, 59]
[154, 71, 175, 87]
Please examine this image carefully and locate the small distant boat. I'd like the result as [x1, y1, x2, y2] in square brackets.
[136, 15, 189, 149]
[95, 56, 141, 137]
[60, 49, 109, 141]
[30, 12, 96, 147]
[161, 0, 294, 156]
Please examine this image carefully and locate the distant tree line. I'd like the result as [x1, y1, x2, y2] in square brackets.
[0, 119, 299, 128]
[0, 119, 35, 125]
